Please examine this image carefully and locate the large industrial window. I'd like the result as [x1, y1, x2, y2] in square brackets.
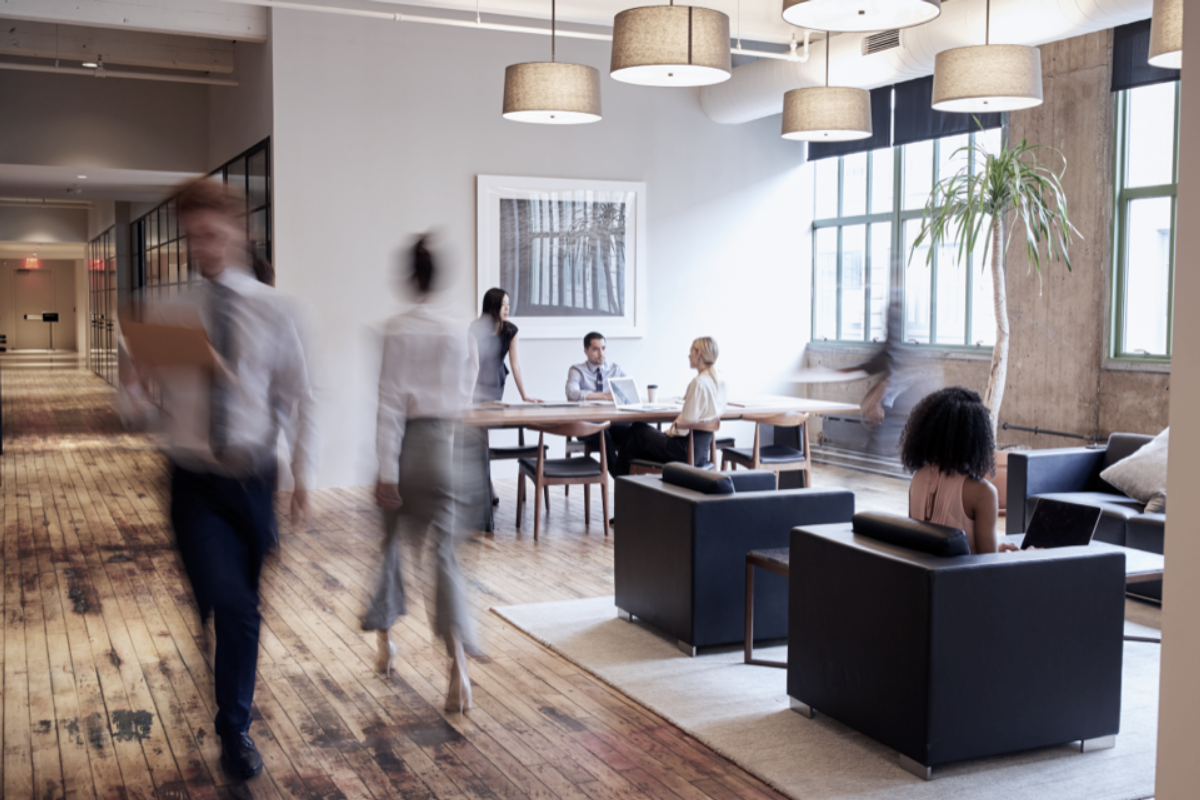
[812, 128, 1001, 349]
[87, 228, 118, 386]
[1111, 81, 1179, 362]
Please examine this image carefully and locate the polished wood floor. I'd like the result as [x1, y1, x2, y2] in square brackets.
[0, 368, 906, 800]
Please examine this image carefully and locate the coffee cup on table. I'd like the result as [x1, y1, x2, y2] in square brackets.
[647, 385, 659, 403]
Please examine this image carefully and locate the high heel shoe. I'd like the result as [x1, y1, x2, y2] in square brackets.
[375, 630, 397, 678]
[444, 638, 472, 713]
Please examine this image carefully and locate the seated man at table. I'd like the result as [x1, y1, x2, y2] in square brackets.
[566, 331, 630, 464]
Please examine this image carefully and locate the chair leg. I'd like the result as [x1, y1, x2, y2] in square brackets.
[533, 480, 542, 541]
[544, 485, 550, 511]
[565, 485, 569, 496]
[601, 480, 610, 537]
[516, 474, 524, 528]
[584, 483, 591, 526]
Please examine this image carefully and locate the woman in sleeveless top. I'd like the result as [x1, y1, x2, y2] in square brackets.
[470, 288, 541, 404]
[899, 387, 1014, 554]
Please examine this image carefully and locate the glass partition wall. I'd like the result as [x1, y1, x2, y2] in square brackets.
[87, 228, 118, 385]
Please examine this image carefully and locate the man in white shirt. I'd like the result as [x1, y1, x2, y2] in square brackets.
[565, 331, 631, 467]
[130, 179, 317, 780]
[371, 236, 479, 713]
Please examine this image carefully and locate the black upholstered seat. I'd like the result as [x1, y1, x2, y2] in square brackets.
[722, 444, 806, 466]
[518, 455, 603, 479]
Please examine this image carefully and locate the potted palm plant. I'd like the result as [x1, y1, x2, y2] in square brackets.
[910, 130, 1079, 506]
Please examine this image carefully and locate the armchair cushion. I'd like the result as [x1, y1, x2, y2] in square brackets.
[662, 463, 733, 494]
[852, 512, 970, 557]
[729, 471, 778, 493]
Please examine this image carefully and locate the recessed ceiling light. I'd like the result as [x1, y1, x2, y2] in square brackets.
[82, 61, 99, 69]
[77, 175, 88, 180]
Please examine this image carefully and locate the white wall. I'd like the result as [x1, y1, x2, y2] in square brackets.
[0, 70, 208, 172]
[0, 258, 79, 351]
[0, 206, 88, 242]
[1155, 0, 1200, 795]
[269, 8, 809, 489]
[208, 36, 273, 167]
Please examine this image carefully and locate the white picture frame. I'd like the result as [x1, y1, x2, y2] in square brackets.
[477, 174, 647, 339]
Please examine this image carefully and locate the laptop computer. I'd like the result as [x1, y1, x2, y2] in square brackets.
[1020, 498, 1104, 550]
[610, 377, 682, 412]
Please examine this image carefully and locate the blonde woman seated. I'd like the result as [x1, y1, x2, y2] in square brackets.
[901, 387, 1017, 554]
[610, 337, 727, 478]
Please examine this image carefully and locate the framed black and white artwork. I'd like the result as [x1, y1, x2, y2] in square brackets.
[476, 175, 647, 339]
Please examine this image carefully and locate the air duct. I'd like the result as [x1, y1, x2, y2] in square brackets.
[700, 0, 1154, 124]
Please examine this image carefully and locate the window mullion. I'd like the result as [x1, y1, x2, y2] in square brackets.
[1167, 195, 1177, 355]
[965, 132, 974, 346]
[836, 225, 844, 340]
[929, 138, 939, 346]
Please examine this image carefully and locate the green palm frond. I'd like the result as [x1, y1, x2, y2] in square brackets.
[908, 130, 1080, 277]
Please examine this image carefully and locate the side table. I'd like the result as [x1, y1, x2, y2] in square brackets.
[745, 547, 790, 668]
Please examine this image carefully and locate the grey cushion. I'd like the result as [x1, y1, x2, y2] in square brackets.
[1146, 492, 1166, 514]
[1100, 428, 1168, 504]
[662, 463, 734, 495]
[851, 512, 971, 557]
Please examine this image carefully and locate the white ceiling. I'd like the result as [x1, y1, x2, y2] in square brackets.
[0, 164, 200, 203]
[370, 0, 801, 44]
[0, 242, 86, 260]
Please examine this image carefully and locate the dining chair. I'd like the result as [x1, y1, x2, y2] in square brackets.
[517, 421, 611, 540]
[628, 418, 722, 475]
[486, 426, 547, 505]
[720, 412, 812, 488]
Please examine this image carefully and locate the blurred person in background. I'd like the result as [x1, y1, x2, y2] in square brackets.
[369, 235, 480, 713]
[123, 178, 318, 781]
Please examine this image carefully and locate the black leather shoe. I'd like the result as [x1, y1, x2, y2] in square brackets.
[221, 732, 264, 780]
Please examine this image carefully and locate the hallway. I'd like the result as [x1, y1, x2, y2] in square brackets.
[1, 368, 798, 800]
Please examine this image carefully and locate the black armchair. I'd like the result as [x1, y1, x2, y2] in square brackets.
[1007, 434, 1161, 600]
[614, 464, 854, 655]
[788, 515, 1126, 778]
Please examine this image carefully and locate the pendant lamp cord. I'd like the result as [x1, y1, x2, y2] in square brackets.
[476, 0, 480, 25]
[737, 0, 742, 50]
[985, 0, 990, 45]
[551, 0, 556, 62]
[824, 30, 829, 88]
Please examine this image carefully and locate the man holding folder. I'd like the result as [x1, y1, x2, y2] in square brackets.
[124, 178, 317, 781]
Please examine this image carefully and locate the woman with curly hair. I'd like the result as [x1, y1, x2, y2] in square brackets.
[900, 387, 1012, 554]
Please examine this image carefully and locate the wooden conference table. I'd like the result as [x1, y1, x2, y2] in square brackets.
[463, 396, 862, 427]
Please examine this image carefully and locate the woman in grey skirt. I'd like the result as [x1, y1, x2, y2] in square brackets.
[367, 236, 481, 712]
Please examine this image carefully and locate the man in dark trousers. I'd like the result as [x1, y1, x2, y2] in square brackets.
[132, 178, 317, 779]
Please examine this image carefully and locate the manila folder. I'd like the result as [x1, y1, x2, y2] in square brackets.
[123, 319, 216, 370]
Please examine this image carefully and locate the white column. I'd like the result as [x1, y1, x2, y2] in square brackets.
[1156, 1, 1200, 795]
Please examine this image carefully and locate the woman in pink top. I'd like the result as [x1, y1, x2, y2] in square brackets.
[900, 387, 1014, 555]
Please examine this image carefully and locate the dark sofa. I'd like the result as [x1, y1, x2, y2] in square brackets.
[614, 464, 854, 654]
[1007, 433, 1165, 601]
[788, 514, 1126, 778]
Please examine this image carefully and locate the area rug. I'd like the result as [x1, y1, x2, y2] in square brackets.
[491, 597, 1161, 800]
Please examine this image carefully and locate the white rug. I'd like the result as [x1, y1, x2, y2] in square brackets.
[492, 597, 1161, 800]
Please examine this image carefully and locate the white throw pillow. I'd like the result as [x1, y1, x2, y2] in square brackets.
[1100, 428, 1169, 505]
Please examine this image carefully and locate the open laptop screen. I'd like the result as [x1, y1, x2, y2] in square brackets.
[1021, 498, 1104, 550]
[610, 377, 641, 407]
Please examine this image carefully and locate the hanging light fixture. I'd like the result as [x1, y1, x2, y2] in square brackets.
[781, 0, 940, 33]
[610, 1, 731, 87]
[931, 0, 1041, 113]
[782, 33, 871, 141]
[503, 0, 602, 124]
[1148, 0, 1182, 69]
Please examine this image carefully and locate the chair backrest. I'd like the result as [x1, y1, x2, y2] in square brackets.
[851, 512, 970, 557]
[527, 421, 611, 438]
[744, 411, 810, 427]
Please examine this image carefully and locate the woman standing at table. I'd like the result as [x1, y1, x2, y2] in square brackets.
[611, 337, 727, 477]
[470, 288, 542, 404]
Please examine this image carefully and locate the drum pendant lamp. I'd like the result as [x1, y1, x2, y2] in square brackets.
[931, 0, 1042, 113]
[781, 0, 941, 33]
[1148, 0, 1183, 69]
[782, 33, 872, 142]
[503, 0, 602, 124]
[610, 1, 732, 87]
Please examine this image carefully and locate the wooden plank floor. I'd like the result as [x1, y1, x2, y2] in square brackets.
[0, 368, 906, 800]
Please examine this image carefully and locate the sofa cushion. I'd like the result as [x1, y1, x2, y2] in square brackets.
[1027, 492, 1144, 546]
[728, 471, 777, 493]
[851, 512, 970, 557]
[662, 463, 734, 495]
[1100, 428, 1168, 505]
[1126, 513, 1165, 555]
[1145, 492, 1166, 514]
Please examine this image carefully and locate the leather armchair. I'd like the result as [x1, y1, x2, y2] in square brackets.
[788, 516, 1126, 777]
[614, 464, 855, 654]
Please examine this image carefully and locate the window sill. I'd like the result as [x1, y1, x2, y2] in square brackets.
[805, 341, 995, 362]
[1103, 358, 1170, 374]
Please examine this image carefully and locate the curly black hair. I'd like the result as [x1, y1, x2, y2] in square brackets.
[899, 387, 995, 481]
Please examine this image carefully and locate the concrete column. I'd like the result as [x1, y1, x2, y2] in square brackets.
[1155, 1, 1200, 795]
